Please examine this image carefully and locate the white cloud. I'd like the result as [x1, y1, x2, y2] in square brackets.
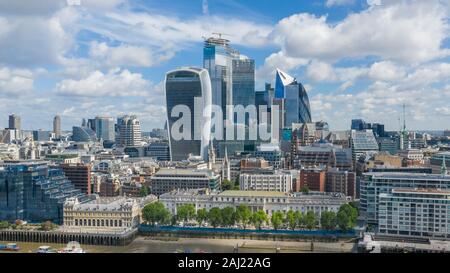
[89, 41, 158, 67]
[306, 60, 337, 82]
[270, 1, 449, 63]
[56, 69, 151, 97]
[326, 0, 355, 8]
[368, 61, 406, 81]
[256, 51, 308, 85]
[0, 67, 34, 95]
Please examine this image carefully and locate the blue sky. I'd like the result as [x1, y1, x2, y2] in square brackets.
[0, 0, 450, 132]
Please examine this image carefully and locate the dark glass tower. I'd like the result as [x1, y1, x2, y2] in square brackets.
[165, 67, 212, 161]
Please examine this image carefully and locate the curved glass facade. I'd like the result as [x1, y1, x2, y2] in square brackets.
[165, 68, 212, 161]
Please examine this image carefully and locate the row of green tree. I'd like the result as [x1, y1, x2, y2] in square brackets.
[142, 202, 358, 231]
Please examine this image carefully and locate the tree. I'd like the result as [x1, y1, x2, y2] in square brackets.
[320, 211, 337, 230]
[271, 211, 284, 230]
[142, 202, 171, 226]
[196, 208, 208, 227]
[177, 204, 196, 222]
[221, 207, 236, 227]
[305, 211, 316, 230]
[221, 179, 233, 191]
[251, 210, 268, 230]
[285, 210, 297, 230]
[235, 205, 252, 229]
[337, 204, 358, 231]
[208, 207, 223, 228]
[139, 186, 150, 197]
[300, 185, 309, 194]
[40, 221, 56, 231]
[295, 211, 305, 229]
[0, 221, 10, 229]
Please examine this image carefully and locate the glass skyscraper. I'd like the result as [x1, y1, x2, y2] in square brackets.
[273, 69, 312, 129]
[165, 67, 212, 161]
[203, 36, 256, 132]
[94, 116, 115, 142]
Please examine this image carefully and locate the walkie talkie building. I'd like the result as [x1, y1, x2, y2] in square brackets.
[165, 67, 212, 161]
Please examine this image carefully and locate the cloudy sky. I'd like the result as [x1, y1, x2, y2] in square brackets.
[0, 0, 450, 131]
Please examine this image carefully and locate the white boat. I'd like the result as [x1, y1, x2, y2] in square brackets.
[58, 241, 85, 253]
[37, 246, 57, 253]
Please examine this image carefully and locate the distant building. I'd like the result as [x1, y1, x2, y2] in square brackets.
[150, 168, 221, 196]
[292, 144, 353, 171]
[94, 116, 115, 142]
[350, 129, 379, 162]
[53, 115, 61, 138]
[46, 154, 80, 164]
[116, 115, 142, 147]
[398, 148, 424, 161]
[239, 172, 292, 193]
[145, 142, 170, 161]
[72, 126, 97, 142]
[325, 169, 356, 199]
[299, 169, 326, 192]
[61, 163, 92, 195]
[8, 114, 21, 131]
[32, 130, 51, 141]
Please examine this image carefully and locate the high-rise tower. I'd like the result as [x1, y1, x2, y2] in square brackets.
[53, 115, 61, 138]
[165, 67, 212, 161]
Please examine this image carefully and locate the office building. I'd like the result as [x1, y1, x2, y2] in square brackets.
[350, 129, 379, 161]
[325, 169, 356, 199]
[274, 69, 311, 128]
[72, 126, 97, 142]
[292, 143, 353, 171]
[160, 189, 348, 217]
[61, 163, 92, 195]
[299, 169, 326, 192]
[53, 115, 61, 138]
[94, 116, 115, 142]
[8, 114, 21, 131]
[145, 142, 170, 161]
[32, 130, 51, 141]
[360, 172, 450, 224]
[0, 161, 87, 223]
[165, 67, 212, 161]
[116, 115, 142, 147]
[150, 168, 221, 196]
[378, 188, 450, 239]
[239, 172, 292, 192]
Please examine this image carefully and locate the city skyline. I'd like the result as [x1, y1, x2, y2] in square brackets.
[1, 0, 450, 132]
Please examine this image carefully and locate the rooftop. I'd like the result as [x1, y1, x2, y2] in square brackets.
[218, 190, 287, 197]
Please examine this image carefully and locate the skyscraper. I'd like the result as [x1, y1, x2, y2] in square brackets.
[94, 116, 115, 142]
[203, 35, 237, 122]
[273, 69, 312, 128]
[165, 67, 212, 161]
[8, 114, 21, 130]
[116, 115, 142, 147]
[53, 115, 61, 138]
